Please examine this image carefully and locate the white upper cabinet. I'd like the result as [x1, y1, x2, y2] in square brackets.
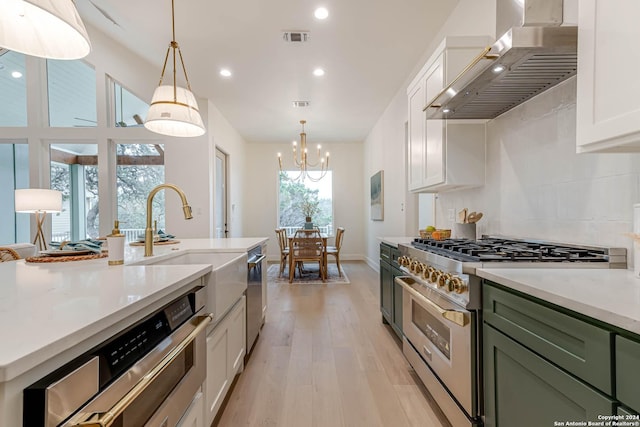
[407, 36, 490, 193]
[576, 0, 640, 152]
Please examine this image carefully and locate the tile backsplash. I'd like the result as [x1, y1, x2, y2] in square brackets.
[435, 77, 640, 265]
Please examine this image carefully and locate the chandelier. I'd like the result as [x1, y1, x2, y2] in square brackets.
[144, 0, 205, 138]
[278, 120, 329, 182]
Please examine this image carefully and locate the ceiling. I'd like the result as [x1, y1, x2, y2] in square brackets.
[76, 0, 459, 144]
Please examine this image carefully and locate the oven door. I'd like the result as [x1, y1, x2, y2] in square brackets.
[396, 276, 476, 418]
[62, 313, 211, 427]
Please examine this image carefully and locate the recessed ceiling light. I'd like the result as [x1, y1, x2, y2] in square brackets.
[220, 69, 232, 77]
[11, 71, 22, 78]
[313, 68, 325, 77]
[314, 7, 329, 20]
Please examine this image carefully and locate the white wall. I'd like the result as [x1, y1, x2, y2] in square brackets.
[435, 77, 640, 257]
[243, 141, 365, 262]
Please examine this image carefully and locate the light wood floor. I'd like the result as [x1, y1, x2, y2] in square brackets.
[216, 261, 449, 427]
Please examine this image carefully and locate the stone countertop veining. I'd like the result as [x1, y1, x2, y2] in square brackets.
[378, 237, 415, 248]
[0, 260, 212, 383]
[477, 268, 640, 336]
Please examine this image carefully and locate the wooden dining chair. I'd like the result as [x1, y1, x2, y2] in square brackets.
[326, 227, 345, 277]
[0, 247, 21, 262]
[275, 228, 289, 277]
[289, 235, 325, 283]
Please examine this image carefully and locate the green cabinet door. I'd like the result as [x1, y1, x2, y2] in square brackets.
[379, 258, 392, 324]
[618, 405, 639, 417]
[616, 335, 640, 413]
[484, 324, 615, 427]
[484, 282, 612, 394]
[391, 266, 403, 337]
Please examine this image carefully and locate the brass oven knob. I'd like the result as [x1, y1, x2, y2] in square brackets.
[451, 277, 468, 294]
[417, 263, 427, 274]
[398, 256, 410, 266]
[438, 273, 451, 289]
[421, 265, 432, 280]
[412, 260, 424, 273]
[430, 269, 441, 283]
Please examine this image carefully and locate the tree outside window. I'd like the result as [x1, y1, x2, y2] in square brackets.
[278, 171, 333, 236]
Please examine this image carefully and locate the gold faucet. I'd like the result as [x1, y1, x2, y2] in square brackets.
[145, 183, 193, 257]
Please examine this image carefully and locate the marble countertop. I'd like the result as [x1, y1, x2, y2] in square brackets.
[0, 260, 211, 382]
[477, 268, 640, 335]
[378, 237, 415, 248]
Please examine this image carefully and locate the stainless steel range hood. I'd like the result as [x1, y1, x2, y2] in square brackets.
[424, 0, 577, 120]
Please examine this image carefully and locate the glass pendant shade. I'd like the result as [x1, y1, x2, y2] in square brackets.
[0, 0, 91, 60]
[144, 85, 205, 137]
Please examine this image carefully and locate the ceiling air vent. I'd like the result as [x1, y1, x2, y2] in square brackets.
[283, 31, 310, 43]
[292, 101, 309, 108]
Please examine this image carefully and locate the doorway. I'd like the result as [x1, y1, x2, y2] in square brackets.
[215, 148, 229, 238]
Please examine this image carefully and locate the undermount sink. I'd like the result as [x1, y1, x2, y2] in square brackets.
[131, 251, 248, 323]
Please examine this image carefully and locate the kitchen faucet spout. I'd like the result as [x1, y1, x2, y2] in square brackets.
[145, 184, 193, 257]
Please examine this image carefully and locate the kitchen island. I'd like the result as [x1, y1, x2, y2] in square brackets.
[0, 237, 267, 427]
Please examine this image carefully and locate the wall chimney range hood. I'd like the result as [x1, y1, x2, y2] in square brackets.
[424, 0, 577, 120]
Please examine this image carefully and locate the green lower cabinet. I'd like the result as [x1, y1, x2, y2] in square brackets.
[616, 335, 640, 413]
[484, 324, 615, 427]
[618, 405, 639, 416]
[391, 266, 403, 337]
[379, 258, 392, 324]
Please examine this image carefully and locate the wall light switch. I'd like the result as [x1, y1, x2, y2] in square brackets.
[447, 208, 455, 222]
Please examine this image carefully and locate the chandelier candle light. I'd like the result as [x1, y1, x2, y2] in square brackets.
[278, 120, 329, 182]
[144, 0, 205, 137]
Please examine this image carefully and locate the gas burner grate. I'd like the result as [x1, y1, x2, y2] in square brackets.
[411, 237, 610, 263]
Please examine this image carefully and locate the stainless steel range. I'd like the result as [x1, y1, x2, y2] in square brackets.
[396, 236, 626, 427]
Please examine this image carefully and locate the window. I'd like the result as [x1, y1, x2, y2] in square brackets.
[47, 59, 97, 127]
[0, 51, 27, 127]
[116, 144, 165, 242]
[113, 81, 148, 127]
[0, 141, 29, 243]
[50, 144, 99, 241]
[278, 171, 333, 236]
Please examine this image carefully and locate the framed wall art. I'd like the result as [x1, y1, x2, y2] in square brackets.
[370, 170, 384, 221]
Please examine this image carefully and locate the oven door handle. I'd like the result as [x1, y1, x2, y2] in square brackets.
[395, 277, 469, 327]
[75, 313, 213, 427]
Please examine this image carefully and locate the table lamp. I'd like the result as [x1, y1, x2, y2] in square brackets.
[15, 189, 63, 251]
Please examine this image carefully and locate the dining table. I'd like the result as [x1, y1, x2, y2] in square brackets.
[288, 231, 329, 279]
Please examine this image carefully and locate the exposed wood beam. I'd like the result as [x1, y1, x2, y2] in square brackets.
[50, 148, 164, 166]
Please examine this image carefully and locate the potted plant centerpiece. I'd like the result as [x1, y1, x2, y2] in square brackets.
[301, 199, 320, 229]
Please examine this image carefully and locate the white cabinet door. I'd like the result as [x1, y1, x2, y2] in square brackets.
[228, 295, 246, 375]
[576, 0, 640, 152]
[206, 322, 229, 425]
[408, 81, 426, 191]
[177, 392, 205, 427]
[424, 53, 445, 188]
[204, 297, 246, 426]
[406, 36, 488, 193]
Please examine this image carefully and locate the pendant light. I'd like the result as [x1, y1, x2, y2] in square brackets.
[144, 0, 205, 137]
[0, 0, 91, 60]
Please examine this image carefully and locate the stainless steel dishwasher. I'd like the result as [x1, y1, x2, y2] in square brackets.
[246, 244, 266, 360]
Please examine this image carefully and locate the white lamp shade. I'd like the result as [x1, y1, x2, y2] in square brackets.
[0, 0, 91, 60]
[144, 85, 206, 137]
[15, 189, 62, 213]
